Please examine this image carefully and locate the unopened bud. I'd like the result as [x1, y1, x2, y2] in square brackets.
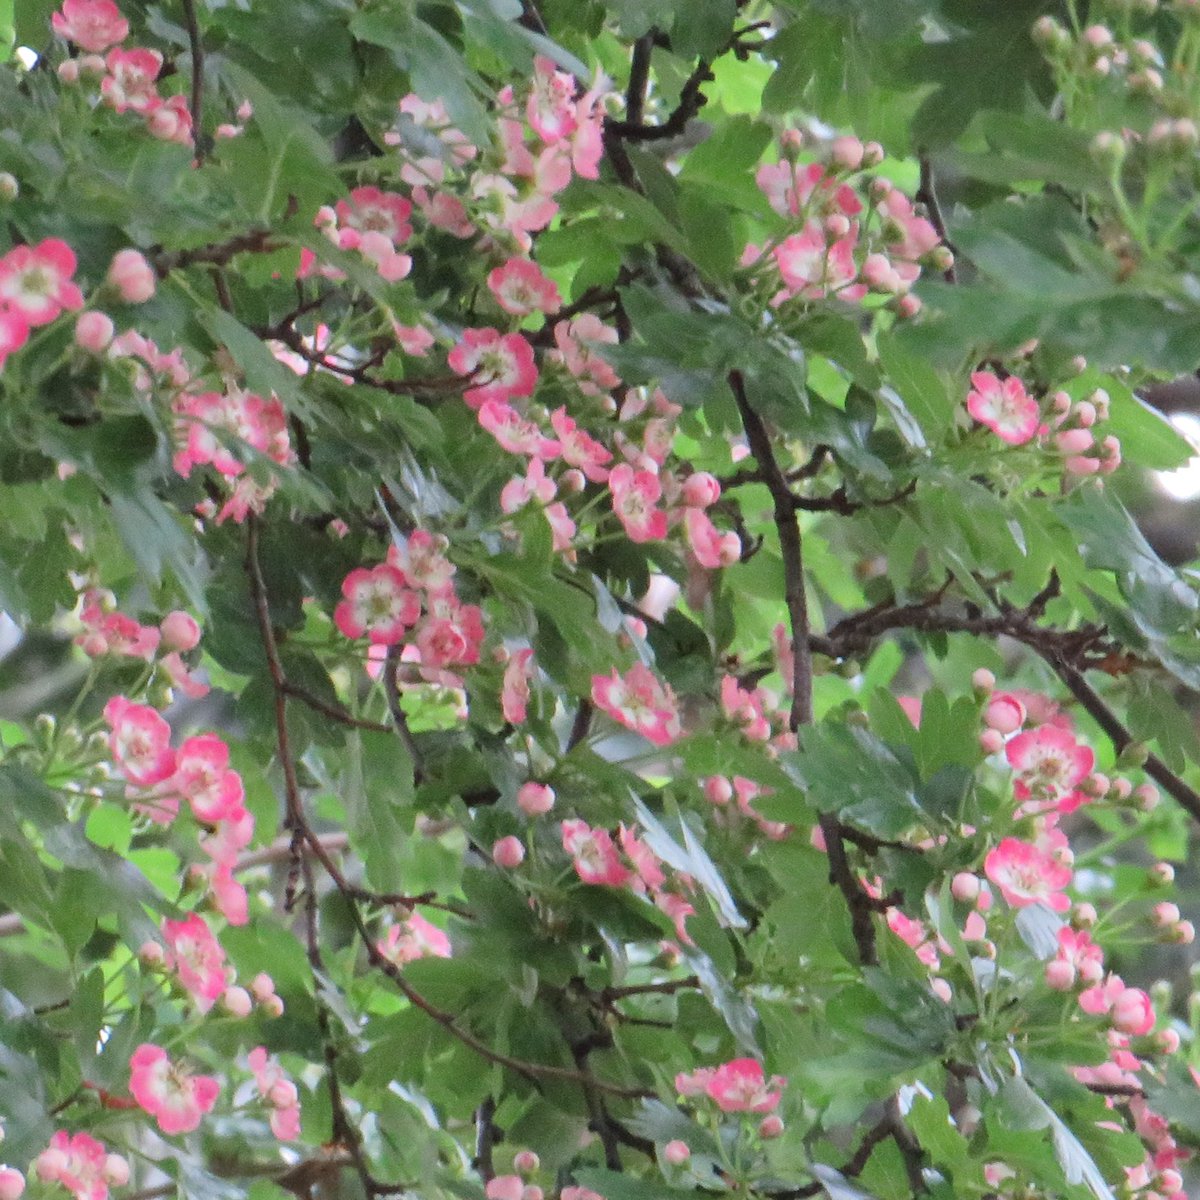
[0, 173, 17, 202]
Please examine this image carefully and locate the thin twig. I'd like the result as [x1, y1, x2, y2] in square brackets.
[180, 0, 206, 160]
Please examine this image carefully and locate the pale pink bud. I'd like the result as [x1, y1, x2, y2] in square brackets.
[521, 1187, 543, 1200]
[270, 1080, 299, 1108]
[1073, 902, 1098, 927]
[758, 1115, 784, 1138]
[984, 694, 1025, 735]
[824, 213, 851, 238]
[1159, 1169, 1184, 1193]
[1045, 960, 1076, 991]
[222, 986, 253, 1017]
[139, 940, 166, 966]
[951, 872, 980, 903]
[1083, 24, 1113, 48]
[971, 668, 995, 692]
[263, 994, 285, 1017]
[862, 253, 898, 292]
[1109, 778, 1132, 800]
[896, 294, 922, 319]
[1079, 958, 1104, 986]
[1055, 428, 1094, 455]
[1049, 390, 1073, 420]
[517, 782, 555, 815]
[215, 123, 242, 140]
[486, 1175, 524, 1200]
[1172, 919, 1195, 944]
[862, 141, 885, 166]
[1064, 455, 1100, 476]
[108, 249, 156, 304]
[35, 1150, 68, 1181]
[0, 173, 16, 203]
[58, 59, 81, 83]
[103, 1156, 130, 1187]
[493, 836, 525, 868]
[1153, 902, 1180, 927]
[704, 776, 733, 805]
[831, 135, 864, 171]
[250, 972, 276, 1001]
[79, 54, 106, 75]
[74, 310, 114, 353]
[1135, 784, 1160, 812]
[930, 978, 952, 1003]
[513, 1151, 540, 1175]
[559, 469, 586, 494]
[1083, 772, 1109, 796]
[1073, 400, 1097, 427]
[1155, 1027, 1181, 1055]
[868, 177, 893, 201]
[681, 472, 721, 508]
[664, 1140, 691, 1165]
[0, 1169, 24, 1200]
[979, 729, 1004, 755]
[160, 609, 201, 651]
[237, 99, 254, 120]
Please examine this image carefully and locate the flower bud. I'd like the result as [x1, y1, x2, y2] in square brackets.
[0, 173, 17, 202]
[103, 1156, 130, 1187]
[160, 609, 201, 651]
[222, 986, 253, 1017]
[108, 248, 157, 304]
[513, 1150, 540, 1175]
[517, 782, 555, 815]
[979, 729, 1005, 755]
[830, 135, 864, 171]
[263, 994, 285, 1017]
[493, 836, 525, 869]
[1045, 960, 1076, 991]
[58, 59, 81, 84]
[862, 141, 885, 167]
[971, 667, 995, 693]
[664, 1140, 691, 1165]
[951, 872, 981, 903]
[74, 311, 114, 353]
[1155, 1027, 1181, 1055]
[1133, 781, 1159, 810]
[1073, 902, 1098, 928]
[139, 941, 166, 966]
[0, 1168, 24, 1200]
[758, 1115, 784, 1138]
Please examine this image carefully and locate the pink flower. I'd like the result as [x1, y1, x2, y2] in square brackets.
[51, 0, 128, 52]
[173, 733, 245, 823]
[334, 564, 421, 644]
[609, 464, 668, 542]
[488, 258, 561, 316]
[704, 1058, 785, 1113]
[161, 913, 227, 1012]
[685, 508, 740, 569]
[984, 836, 1072, 912]
[550, 407, 612, 482]
[478, 400, 559, 458]
[107, 248, 156, 303]
[101, 47, 162, 114]
[0, 1168, 23, 1200]
[34, 1132, 111, 1200]
[526, 56, 578, 143]
[501, 649, 535, 724]
[336, 186, 413, 243]
[517, 781, 555, 815]
[561, 819, 631, 886]
[551, 314, 619, 394]
[591, 663, 681, 746]
[104, 696, 176, 787]
[966, 372, 1040, 445]
[377, 912, 451, 965]
[247, 1047, 301, 1141]
[129, 1043, 220, 1134]
[493, 835, 526, 868]
[1006, 724, 1094, 809]
[0, 307, 30, 370]
[0, 239, 84, 326]
[448, 328, 538, 409]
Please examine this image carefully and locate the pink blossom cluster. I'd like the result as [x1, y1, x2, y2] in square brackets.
[485, 1173, 541, 1200]
[376, 910, 452, 965]
[75, 595, 207, 698]
[335, 531, 485, 692]
[701, 775, 790, 841]
[560, 819, 696, 943]
[53, 1, 193, 145]
[32, 1131, 128, 1200]
[306, 186, 414, 282]
[744, 134, 948, 314]
[129, 1043, 219, 1134]
[247, 1047, 301, 1140]
[103, 698, 254, 923]
[387, 95, 476, 238]
[0, 238, 84, 371]
[965, 372, 1122, 475]
[171, 384, 295, 524]
[591, 662, 681, 746]
[675, 1057, 786, 1115]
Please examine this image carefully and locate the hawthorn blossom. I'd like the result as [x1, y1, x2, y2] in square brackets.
[478, 400, 560, 458]
[704, 1058, 785, 1113]
[966, 372, 1040, 445]
[247, 1047, 302, 1140]
[51, 0, 129, 52]
[526, 56, 578, 143]
[377, 912, 451, 965]
[334, 564, 421, 644]
[172, 733, 245, 823]
[561, 819, 630, 886]
[686, 508, 740, 569]
[1006, 724, 1094, 811]
[501, 648, 534, 723]
[487, 258, 561, 315]
[550, 407, 612, 481]
[335, 186, 413, 243]
[609, 464, 668, 542]
[161, 913, 227, 1012]
[984, 836, 1072, 912]
[756, 160, 862, 221]
[129, 1043, 220, 1134]
[0, 308, 29, 370]
[448, 328, 538, 408]
[33, 1131, 125, 1200]
[1079, 974, 1156, 1035]
[0, 239, 84, 326]
[101, 47, 162, 114]
[551, 313, 620, 394]
[591, 663, 681, 746]
[104, 695, 176, 787]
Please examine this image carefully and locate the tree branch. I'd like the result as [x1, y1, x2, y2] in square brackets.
[180, 0, 206, 161]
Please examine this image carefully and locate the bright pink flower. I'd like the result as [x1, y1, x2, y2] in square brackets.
[619, 824, 665, 892]
[551, 313, 619, 394]
[756, 161, 861, 220]
[1113, 985, 1156, 1035]
[966, 372, 1040, 445]
[488, 258, 561, 316]
[1006, 724, 1094, 807]
[34, 1132, 109, 1200]
[561, 819, 631, 886]
[0, 1168, 23, 1200]
[101, 47, 162, 113]
[501, 648, 534, 723]
[448, 328, 538, 409]
[206, 863, 249, 926]
[0, 239, 84, 326]
[129, 1043, 220, 1134]
[172, 733, 244, 823]
[160, 609, 201, 652]
[107, 249, 156, 305]
[377, 912, 451, 965]
[704, 1058, 785, 1113]
[773, 225, 858, 300]
[162, 913, 227, 1012]
[104, 695, 175, 787]
[1054, 926, 1105, 984]
[478, 400, 559, 458]
[248, 1047, 302, 1140]
[501, 456, 556, 514]
[336, 186, 413, 244]
[526, 56, 578, 143]
[984, 692, 1025, 735]
[591, 663, 681, 746]
[146, 93, 194, 145]
[984, 836, 1072, 912]
[609, 464, 668, 542]
[334, 564, 421, 644]
[685, 508, 740, 568]
[51, 0, 128, 51]
[675, 1067, 718, 1096]
[550, 407, 612, 481]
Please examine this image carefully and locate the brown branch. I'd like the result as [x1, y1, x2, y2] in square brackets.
[607, 58, 714, 141]
[180, 0, 206, 161]
[916, 156, 957, 284]
[383, 643, 424, 774]
[282, 681, 391, 733]
[601, 976, 699, 1001]
[152, 229, 280, 277]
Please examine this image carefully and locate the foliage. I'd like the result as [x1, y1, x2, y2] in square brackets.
[2, 2, 1200, 1200]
